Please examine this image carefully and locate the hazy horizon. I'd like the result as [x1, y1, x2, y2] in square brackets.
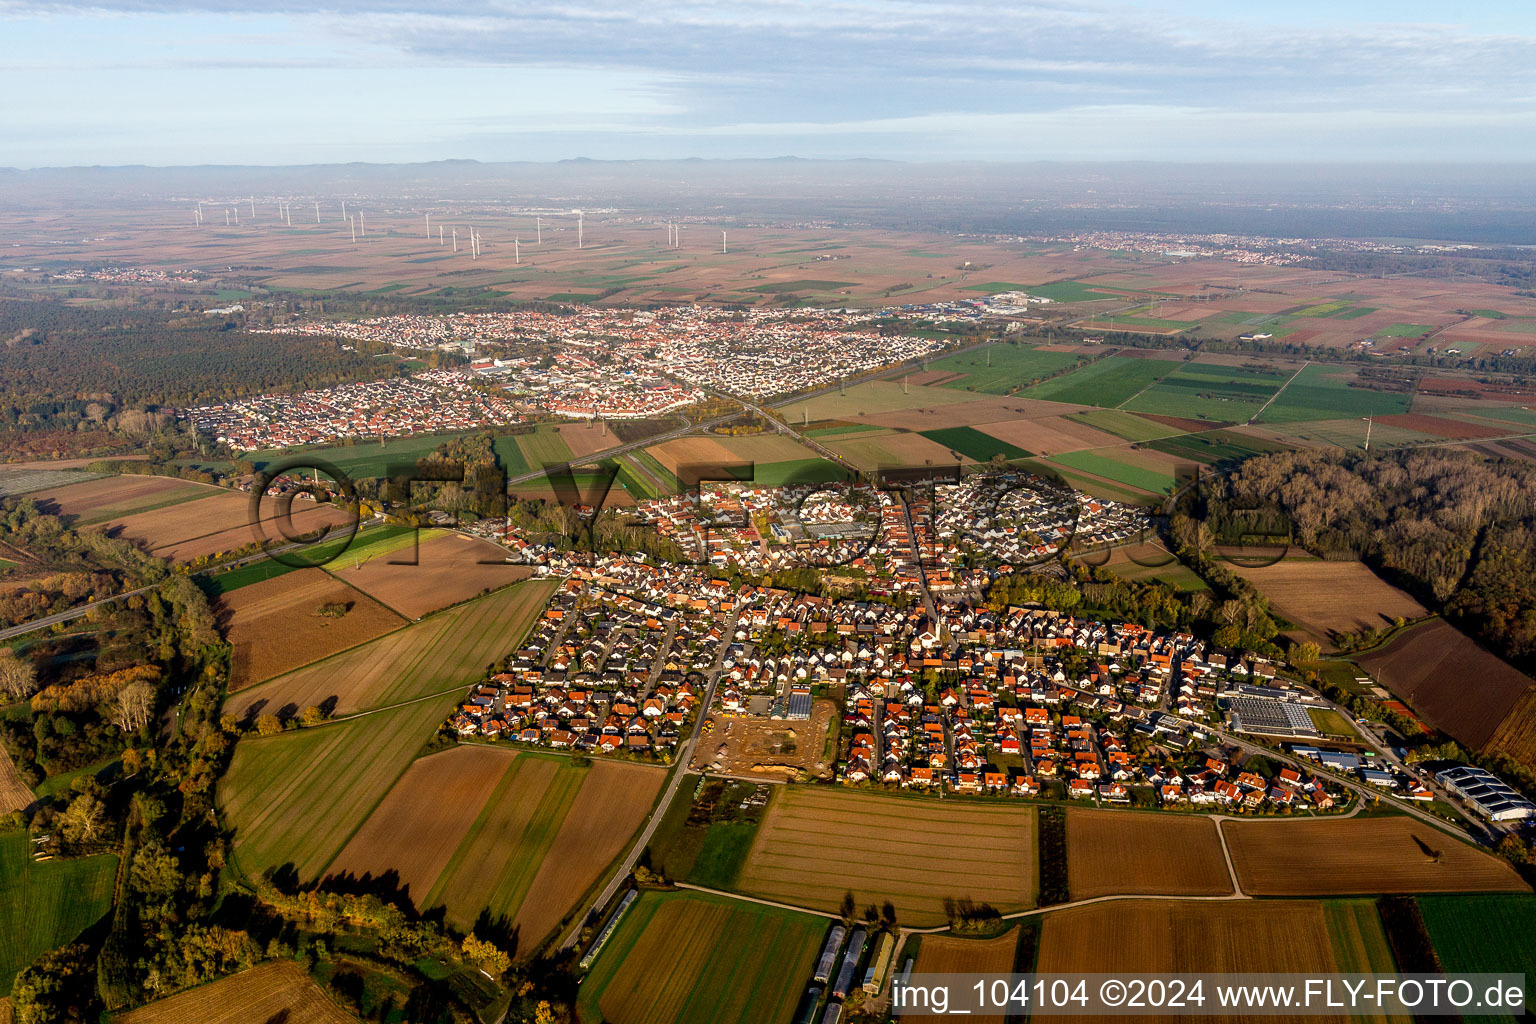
[3, 1, 1534, 167]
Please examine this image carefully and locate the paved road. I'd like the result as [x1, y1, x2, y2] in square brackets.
[559, 608, 742, 952]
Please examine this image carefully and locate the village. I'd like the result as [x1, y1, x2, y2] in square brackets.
[439, 480, 1427, 818]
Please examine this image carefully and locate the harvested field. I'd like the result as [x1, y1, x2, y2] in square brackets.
[781, 381, 1085, 429]
[1066, 809, 1232, 899]
[105, 490, 353, 562]
[424, 755, 583, 937]
[1222, 817, 1528, 896]
[647, 434, 819, 477]
[27, 473, 211, 522]
[328, 530, 530, 619]
[220, 568, 405, 689]
[115, 961, 357, 1024]
[736, 788, 1036, 925]
[224, 578, 557, 718]
[973, 414, 1127, 457]
[1034, 900, 1367, 1024]
[557, 420, 623, 459]
[578, 890, 825, 1024]
[824, 431, 960, 472]
[911, 929, 1021, 1024]
[221, 691, 466, 880]
[327, 745, 517, 906]
[1376, 414, 1509, 440]
[511, 759, 666, 950]
[1356, 618, 1536, 753]
[0, 750, 30, 815]
[1228, 559, 1427, 647]
[1486, 690, 1536, 769]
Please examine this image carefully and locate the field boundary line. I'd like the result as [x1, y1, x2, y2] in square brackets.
[673, 882, 840, 919]
[1210, 815, 1247, 898]
[1248, 358, 1310, 424]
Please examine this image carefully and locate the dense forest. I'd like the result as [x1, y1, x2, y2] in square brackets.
[0, 299, 400, 441]
[1191, 448, 1536, 669]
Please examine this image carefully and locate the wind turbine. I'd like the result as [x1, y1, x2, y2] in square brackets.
[359, 212, 365, 238]
[576, 210, 584, 249]
[439, 225, 444, 246]
[315, 201, 321, 223]
[537, 216, 542, 244]
[350, 217, 357, 244]
[514, 237, 520, 264]
[425, 213, 431, 238]
[721, 230, 727, 254]
[452, 228, 458, 253]
[250, 196, 255, 218]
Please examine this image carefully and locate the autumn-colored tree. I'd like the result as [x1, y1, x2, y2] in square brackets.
[255, 714, 283, 737]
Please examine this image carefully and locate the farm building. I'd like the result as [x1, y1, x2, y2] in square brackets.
[813, 925, 847, 984]
[793, 986, 824, 1024]
[832, 928, 867, 1000]
[1436, 765, 1536, 821]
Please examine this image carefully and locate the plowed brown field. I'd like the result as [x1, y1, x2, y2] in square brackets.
[1356, 618, 1535, 752]
[221, 568, 405, 689]
[509, 759, 666, 949]
[328, 531, 530, 619]
[1067, 810, 1232, 899]
[327, 745, 517, 906]
[1222, 817, 1528, 896]
[1034, 900, 1342, 1023]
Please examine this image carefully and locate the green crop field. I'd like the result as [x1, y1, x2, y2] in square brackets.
[1321, 900, 1397, 976]
[515, 425, 575, 467]
[752, 458, 848, 487]
[1124, 363, 1287, 421]
[220, 581, 557, 880]
[577, 890, 825, 1024]
[222, 695, 466, 881]
[1144, 431, 1281, 464]
[1025, 355, 1183, 408]
[927, 345, 1082, 393]
[491, 435, 532, 476]
[426, 754, 586, 931]
[1046, 451, 1176, 494]
[920, 426, 1031, 462]
[0, 831, 117, 989]
[1067, 409, 1172, 442]
[1419, 893, 1536, 1022]
[1377, 323, 1436, 338]
[1256, 365, 1414, 423]
[1020, 280, 1131, 302]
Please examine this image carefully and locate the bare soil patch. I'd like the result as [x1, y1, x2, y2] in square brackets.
[221, 568, 405, 689]
[1356, 618, 1536, 752]
[692, 700, 836, 779]
[328, 745, 516, 907]
[1067, 809, 1232, 899]
[330, 531, 530, 619]
[1222, 816, 1528, 896]
[511, 759, 666, 949]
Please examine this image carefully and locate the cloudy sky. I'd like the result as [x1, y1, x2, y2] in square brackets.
[2, 0, 1534, 167]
